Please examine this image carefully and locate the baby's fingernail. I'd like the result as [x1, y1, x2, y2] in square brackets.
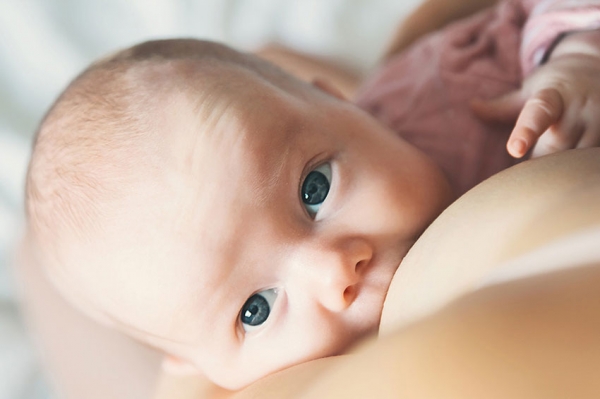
[509, 139, 526, 157]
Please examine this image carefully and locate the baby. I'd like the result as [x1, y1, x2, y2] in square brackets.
[24, 0, 600, 392]
[26, 39, 453, 390]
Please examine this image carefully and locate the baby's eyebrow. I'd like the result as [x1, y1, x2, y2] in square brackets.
[232, 123, 301, 206]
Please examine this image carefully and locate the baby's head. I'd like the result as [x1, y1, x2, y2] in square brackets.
[25, 39, 451, 389]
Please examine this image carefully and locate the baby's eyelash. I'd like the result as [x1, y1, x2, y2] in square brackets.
[239, 288, 278, 333]
[300, 162, 332, 217]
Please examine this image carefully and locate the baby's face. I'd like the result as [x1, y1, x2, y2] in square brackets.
[56, 65, 451, 389]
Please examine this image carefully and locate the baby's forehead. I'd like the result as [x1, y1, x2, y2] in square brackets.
[162, 64, 307, 177]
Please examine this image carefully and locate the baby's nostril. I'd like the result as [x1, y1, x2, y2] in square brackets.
[355, 259, 368, 274]
[343, 285, 356, 304]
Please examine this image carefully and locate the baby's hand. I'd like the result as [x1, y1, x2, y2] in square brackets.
[472, 30, 600, 158]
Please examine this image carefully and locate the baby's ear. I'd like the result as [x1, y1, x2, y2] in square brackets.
[311, 77, 347, 101]
[161, 355, 202, 375]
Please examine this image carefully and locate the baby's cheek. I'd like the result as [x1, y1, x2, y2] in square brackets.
[336, 177, 397, 234]
[361, 188, 416, 237]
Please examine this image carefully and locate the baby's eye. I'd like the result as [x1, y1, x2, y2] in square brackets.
[240, 288, 278, 332]
[301, 163, 332, 216]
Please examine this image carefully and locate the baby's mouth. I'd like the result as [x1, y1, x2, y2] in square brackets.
[356, 250, 407, 324]
[361, 251, 402, 292]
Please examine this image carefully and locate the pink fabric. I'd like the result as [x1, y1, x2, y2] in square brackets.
[355, 0, 600, 196]
[521, 0, 600, 74]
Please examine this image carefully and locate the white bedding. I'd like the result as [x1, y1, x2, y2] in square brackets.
[0, 0, 421, 397]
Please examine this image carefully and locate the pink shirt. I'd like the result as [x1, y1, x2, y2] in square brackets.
[355, 0, 600, 196]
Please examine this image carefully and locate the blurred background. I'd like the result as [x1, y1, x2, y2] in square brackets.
[0, 0, 421, 397]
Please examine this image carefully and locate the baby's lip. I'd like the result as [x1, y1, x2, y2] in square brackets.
[354, 250, 406, 316]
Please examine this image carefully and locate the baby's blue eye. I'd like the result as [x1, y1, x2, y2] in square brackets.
[240, 288, 277, 332]
[301, 163, 332, 216]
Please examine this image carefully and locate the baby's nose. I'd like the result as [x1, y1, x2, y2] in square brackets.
[307, 238, 372, 312]
[315, 264, 359, 312]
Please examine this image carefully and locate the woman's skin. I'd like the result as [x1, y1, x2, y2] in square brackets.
[301, 259, 600, 398]
[156, 149, 600, 398]
[255, 45, 363, 99]
[380, 148, 600, 333]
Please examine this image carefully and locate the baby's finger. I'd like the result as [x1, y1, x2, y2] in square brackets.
[531, 124, 584, 157]
[574, 102, 600, 150]
[470, 90, 523, 123]
[530, 97, 584, 158]
[576, 121, 600, 149]
[507, 88, 564, 158]
[577, 130, 600, 149]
